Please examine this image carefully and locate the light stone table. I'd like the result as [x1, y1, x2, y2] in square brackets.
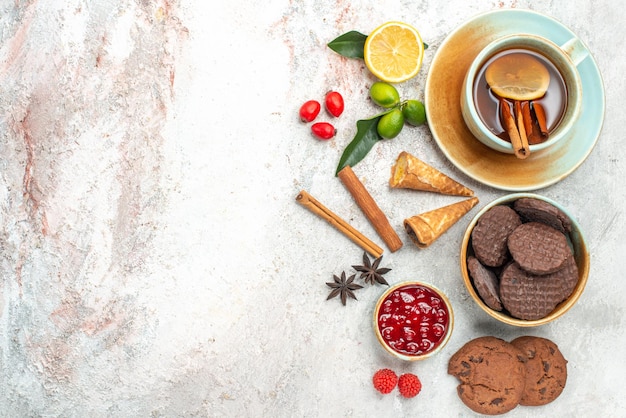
[1, 1, 625, 416]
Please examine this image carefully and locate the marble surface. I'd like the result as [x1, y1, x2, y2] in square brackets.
[1, 0, 625, 416]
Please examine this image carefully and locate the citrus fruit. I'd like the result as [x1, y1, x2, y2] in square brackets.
[364, 21, 424, 83]
[402, 99, 426, 126]
[377, 108, 404, 139]
[485, 53, 550, 101]
[369, 82, 401, 108]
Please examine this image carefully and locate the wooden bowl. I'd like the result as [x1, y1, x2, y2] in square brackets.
[460, 193, 590, 326]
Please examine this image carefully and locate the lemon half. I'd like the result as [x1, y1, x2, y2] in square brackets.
[364, 22, 424, 83]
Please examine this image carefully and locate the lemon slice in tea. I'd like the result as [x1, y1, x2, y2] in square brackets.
[485, 53, 550, 101]
[364, 21, 424, 83]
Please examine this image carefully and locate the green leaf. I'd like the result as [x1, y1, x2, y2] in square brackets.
[327, 31, 367, 59]
[328, 30, 428, 59]
[335, 113, 389, 175]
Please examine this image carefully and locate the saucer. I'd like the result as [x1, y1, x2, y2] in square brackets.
[424, 9, 605, 191]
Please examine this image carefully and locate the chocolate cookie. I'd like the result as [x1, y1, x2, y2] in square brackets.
[507, 222, 571, 275]
[448, 336, 526, 415]
[553, 254, 579, 294]
[513, 198, 572, 234]
[467, 256, 502, 311]
[510, 336, 568, 406]
[472, 205, 521, 267]
[499, 256, 579, 320]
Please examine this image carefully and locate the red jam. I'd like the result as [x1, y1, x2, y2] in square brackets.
[376, 284, 450, 356]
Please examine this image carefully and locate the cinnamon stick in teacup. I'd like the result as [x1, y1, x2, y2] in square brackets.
[500, 97, 529, 159]
[532, 102, 550, 138]
[521, 102, 535, 142]
[514, 100, 531, 155]
[338, 166, 403, 252]
[523, 102, 543, 145]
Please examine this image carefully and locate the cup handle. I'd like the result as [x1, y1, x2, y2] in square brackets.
[560, 37, 589, 66]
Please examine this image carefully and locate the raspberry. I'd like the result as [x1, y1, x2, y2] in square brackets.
[372, 368, 398, 394]
[398, 373, 422, 398]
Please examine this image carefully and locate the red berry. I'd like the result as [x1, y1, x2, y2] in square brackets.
[299, 100, 321, 122]
[311, 122, 336, 140]
[325, 91, 344, 117]
[372, 369, 398, 394]
[397, 373, 422, 398]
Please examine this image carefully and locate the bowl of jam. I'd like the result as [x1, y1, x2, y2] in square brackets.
[373, 281, 454, 361]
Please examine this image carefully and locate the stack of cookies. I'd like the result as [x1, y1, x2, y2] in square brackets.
[448, 335, 568, 415]
[467, 197, 579, 320]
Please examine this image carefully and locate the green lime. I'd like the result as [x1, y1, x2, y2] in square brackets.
[369, 82, 400, 108]
[377, 108, 404, 139]
[402, 100, 426, 126]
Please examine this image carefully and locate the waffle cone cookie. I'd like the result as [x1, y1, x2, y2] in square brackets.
[404, 197, 479, 248]
[390, 151, 474, 196]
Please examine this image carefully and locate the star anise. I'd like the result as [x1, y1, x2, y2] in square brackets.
[326, 271, 363, 306]
[352, 252, 391, 286]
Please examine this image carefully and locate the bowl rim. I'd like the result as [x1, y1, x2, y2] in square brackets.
[372, 280, 454, 361]
[460, 192, 590, 327]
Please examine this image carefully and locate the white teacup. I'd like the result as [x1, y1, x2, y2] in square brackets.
[461, 34, 587, 155]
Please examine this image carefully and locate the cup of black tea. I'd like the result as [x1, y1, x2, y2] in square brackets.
[461, 34, 587, 159]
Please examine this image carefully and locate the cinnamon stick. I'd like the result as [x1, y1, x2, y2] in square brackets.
[532, 102, 549, 137]
[514, 100, 530, 157]
[337, 166, 403, 252]
[296, 190, 383, 258]
[524, 101, 543, 145]
[499, 97, 529, 159]
[521, 101, 535, 141]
